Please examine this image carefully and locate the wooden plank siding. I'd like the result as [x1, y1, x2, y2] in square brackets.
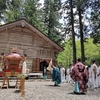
[0, 19, 63, 72]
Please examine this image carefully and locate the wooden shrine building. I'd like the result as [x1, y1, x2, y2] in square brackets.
[0, 19, 63, 72]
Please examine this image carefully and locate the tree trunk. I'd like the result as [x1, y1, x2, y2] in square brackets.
[78, 8, 85, 62]
[70, 0, 76, 64]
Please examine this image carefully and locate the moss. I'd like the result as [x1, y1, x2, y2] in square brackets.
[17, 73, 27, 78]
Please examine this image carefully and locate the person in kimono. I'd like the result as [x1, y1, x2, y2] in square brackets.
[66, 65, 71, 83]
[71, 58, 89, 94]
[22, 54, 27, 74]
[97, 62, 100, 88]
[69, 64, 75, 85]
[96, 63, 100, 88]
[90, 60, 98, 91]
[43, 66, 47, 79]
[51, 64, 61, 86]
[87, 65, 92, 88]
[60, 66, 65, 83]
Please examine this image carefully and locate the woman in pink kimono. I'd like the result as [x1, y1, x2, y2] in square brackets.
[71, 58, 89, 94]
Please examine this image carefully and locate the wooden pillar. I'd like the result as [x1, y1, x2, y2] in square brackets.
[20, 78, 25, 98]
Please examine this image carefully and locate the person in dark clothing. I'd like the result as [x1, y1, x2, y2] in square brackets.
[43, 66, 47, 79]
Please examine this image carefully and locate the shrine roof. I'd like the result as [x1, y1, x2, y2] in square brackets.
[0, 18, 64, 52]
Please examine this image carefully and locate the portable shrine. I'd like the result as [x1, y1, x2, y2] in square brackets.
[1, 47, 26, 98]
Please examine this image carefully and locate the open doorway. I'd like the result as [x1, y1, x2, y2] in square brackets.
[39, 60, 48, 71]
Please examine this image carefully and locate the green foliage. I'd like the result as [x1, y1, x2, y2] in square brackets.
[0, 0, 63, 46]
[43, 0, 62, 44]
[76, 0, 85, 8]
[76, 40, 81, 58]
[2, 0, 62, 45]
[0, 0, 7, 21]
[23, 0, 43, 28]
[84, 38, 100, 64]
[91, 11, 100, 44]
[17, 73, 27, 78]
[3, 0, 23, 22]
[0, 0, 6, 12]
[3, 0, 47, 34]
[76, 38, 100, 64]
[57, 39, 73, 67]
[57, 38, 100, 67]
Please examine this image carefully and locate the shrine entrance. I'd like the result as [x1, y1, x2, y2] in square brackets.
[39, 60, 48, 71]
[32, 59, 50, 72]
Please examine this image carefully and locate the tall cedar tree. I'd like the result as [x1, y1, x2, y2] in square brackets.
[43, 0, 62, 44]
[23, 0, 44, 31]
[90, 0, 100, 44]
[3, 0, 23, 22]
[76, 0, 85, 62]
[70, 0, 76, 64]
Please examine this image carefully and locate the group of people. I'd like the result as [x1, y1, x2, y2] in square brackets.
[66, 59, 100, 92]
[48, 58, 100, 94]
[87, 60, 100, 91]
[59, 58, 89, 94]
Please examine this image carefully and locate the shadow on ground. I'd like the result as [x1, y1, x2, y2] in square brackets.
[45, 85, 61, 87]
[13, 90, 21, 93]
[68, 92, 86, 95]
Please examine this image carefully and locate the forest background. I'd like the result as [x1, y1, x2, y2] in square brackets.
[0, 0, 100, 67]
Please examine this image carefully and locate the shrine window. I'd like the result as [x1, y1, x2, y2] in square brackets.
[39, 49, 51, 57]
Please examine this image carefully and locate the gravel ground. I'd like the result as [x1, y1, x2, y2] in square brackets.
[0, 79, 100, 100]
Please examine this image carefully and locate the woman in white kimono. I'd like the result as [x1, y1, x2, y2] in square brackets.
[87, 65, 92, 88]
[90, 60, 98, 91]
[22, 54, 27, 75]
[97, 62, 100, 88]
[60, 66, 65, 83]
[69, 64, 75, 85]
[66, 67, 71, 83]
